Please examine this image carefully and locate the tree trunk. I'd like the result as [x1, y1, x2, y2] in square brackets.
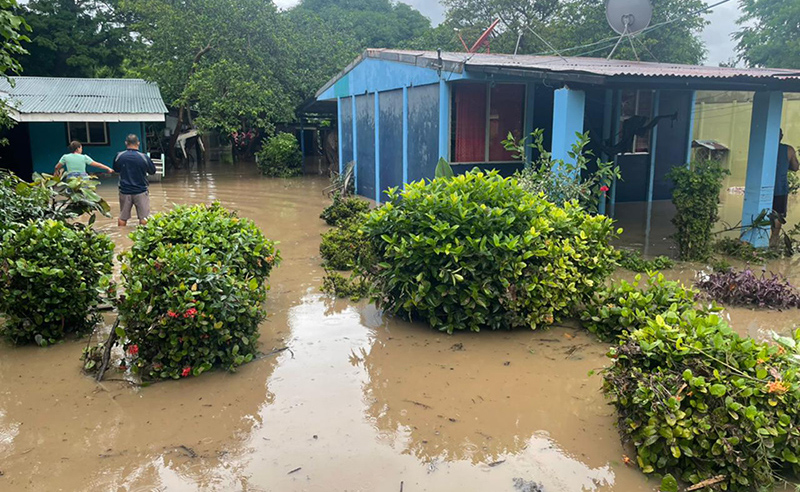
[169, 43, 212, 167]
[168, 105, 185, 167]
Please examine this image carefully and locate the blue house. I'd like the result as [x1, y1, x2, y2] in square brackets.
[0, 77, 167, 180]
[316, 49, 800, 247]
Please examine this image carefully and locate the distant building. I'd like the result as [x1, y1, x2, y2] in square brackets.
[316, 49, 800, 247]
[0, 77, 167, 180]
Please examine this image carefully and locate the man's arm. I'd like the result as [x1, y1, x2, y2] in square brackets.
[789, 146, 799, 172]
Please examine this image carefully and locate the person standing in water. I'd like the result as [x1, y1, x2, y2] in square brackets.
[771, 129, 800, 246]
[54, 141, 113, 178]
[113, 134, 156, 227]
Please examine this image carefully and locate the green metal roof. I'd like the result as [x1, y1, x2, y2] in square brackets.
[0, 77, 168, 115]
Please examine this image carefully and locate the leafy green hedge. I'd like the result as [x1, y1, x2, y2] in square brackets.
[320, 216, 367, 270]
[0, 219, 114, 345]
[604, 313, 800, 490]
[360, 170, 619, 333]
[118, 203, 280, 379]
[320, 196, 370, 226]
[581, 273, 705, 342]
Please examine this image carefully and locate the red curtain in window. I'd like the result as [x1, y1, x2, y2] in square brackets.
[489, 84, 525, 162]
[454, 84, 487, 162]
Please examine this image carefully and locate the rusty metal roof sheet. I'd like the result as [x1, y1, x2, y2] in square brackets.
[367, 49, 800, 83]
[0, 77, 168, 114]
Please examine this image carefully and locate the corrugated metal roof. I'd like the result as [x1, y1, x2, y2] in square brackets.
[422, 50, 800, 80]
[0, 77, 168, 115]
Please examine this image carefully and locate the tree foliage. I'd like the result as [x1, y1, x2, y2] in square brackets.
[20, 0, 126, 77]
[735, 0, 800, 68]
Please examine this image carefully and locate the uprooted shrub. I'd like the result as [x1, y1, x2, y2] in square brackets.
[696, 267, 800, 309]
[118, 203, 280, 379]
[580, 273, 709, 342]
[0, 219, 114, 345]
[359, 170, 619, 333]
[604, 312, 800, 490]
[320, 196, 370, 226]
[320, 215, 368, 270]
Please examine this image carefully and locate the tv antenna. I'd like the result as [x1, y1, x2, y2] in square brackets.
[605, 0, 653, 60]
[457, 18, 501, 53]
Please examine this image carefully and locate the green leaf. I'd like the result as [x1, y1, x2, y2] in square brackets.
[660, 474, 678, 492]
[434, 157, 454, 179]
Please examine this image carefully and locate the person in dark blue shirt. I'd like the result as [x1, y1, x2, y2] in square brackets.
[113, 134, 156, 226]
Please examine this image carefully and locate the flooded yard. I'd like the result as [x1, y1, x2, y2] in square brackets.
[1, 164, 798, 491]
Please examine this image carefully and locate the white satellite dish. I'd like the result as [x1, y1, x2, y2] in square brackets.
[606, 0, 653, 35]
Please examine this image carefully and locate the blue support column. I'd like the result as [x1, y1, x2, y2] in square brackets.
[524, 83, 535, 166]
[741, 91, 783, 247]
[402, 86, 409, 185]
[374, 92, 381, 203]
[551, 87, 586, 172]
[352, 96, 358, 188]
[337, 97, 343, 174]
[685, 90, 697, 166]
[598, 89, 614, 216]
[438, 79, 450, 161]
[644, 90, 661, 256]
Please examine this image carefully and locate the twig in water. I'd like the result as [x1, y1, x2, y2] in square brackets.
[403, 399, 432, 410]
[687, 475, 725, 491]
[287, 467, 302, 475]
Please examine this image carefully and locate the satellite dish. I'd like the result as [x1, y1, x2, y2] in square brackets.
[606, 0, 653, 35]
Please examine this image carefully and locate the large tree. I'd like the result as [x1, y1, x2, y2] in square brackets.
[20, 0, 126, 77]
[292, 0, 431, 50]
[121, 0, 296, 160]
[735, 0, 800, 68]
[0, 0, 29, 142]
[433, 0, 709, 65]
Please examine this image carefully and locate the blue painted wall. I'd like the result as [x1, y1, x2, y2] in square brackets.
[407, 84, 440, 182]
[355, 94, 376, 198]
[29, 121, 145, 174]
[379, 89, 403, 198]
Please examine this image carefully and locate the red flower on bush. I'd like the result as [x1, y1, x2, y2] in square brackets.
[167, 310, 179, 318]
[183, 308, 198, 318]
[181, 367, 192, 377]
[128, 344, 139, 356]
[600, 185, 610, 192]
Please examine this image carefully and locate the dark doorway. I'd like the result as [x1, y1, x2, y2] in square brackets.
[0, 123, 33, 180]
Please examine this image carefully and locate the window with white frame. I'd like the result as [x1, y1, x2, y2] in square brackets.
[67, 122, 109, 145]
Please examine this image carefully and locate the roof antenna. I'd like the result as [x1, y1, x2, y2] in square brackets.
[514, 31, 523, 56]
[496, 14, 567, 62]
[606, 0, 653, 60]
[456, 19, 501, 54]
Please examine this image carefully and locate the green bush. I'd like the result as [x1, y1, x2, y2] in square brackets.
[0, 219, 114, 345]
[360, 170, 619, 333]
[320, 196, 370, 226]
[714, 236, 782, 263]
[320, 216, 368, 270]
[126, 202, 277, 280]
[581, 273, 706, 342]
[118, 203, 280, 379]
[604, 313, 800, 490]
[256, 132, 303, 177]
[668, 160, 729, 261]
[321, 268, 369, 301]
[0, 171, 51, 231]
[506, 129, 620, 212]
[0, 172, 111, 232]
[618, 249, 674, 272]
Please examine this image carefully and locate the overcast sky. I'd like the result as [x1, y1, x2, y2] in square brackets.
[275, 0, 742, 66]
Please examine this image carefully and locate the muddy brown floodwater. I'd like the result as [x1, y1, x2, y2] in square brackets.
[1, 163, 798, 492]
